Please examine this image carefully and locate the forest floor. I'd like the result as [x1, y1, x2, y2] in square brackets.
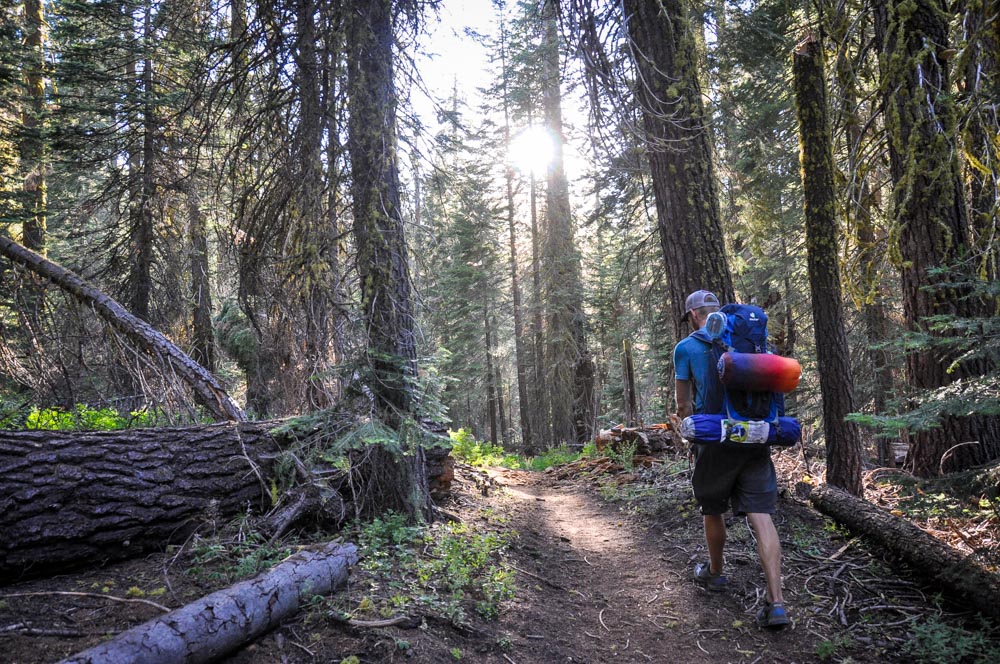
[3, 447, 1000, 663]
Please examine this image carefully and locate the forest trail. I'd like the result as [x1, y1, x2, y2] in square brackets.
[483, 464, 878, 664]
[2, 457, 992, 663]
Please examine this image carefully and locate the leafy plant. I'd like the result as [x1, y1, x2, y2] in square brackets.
[186, 525, 294, 585]
[903, 616, 1000, 664]
[8, 404, 160, 431]
[526, 444, 581, 471]
[604, 439, 638, 471]
[353, 512, 514, 623]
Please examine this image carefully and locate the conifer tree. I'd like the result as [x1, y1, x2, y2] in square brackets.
[792, 32, 863, 495]
[540, 0, 593, 446]
[882, 0, 1000, 474]
[620, 0, 734, 340]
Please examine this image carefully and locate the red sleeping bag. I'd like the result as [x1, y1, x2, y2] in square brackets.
[717, 352, 801, 393]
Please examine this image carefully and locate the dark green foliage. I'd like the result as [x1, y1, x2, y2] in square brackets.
[850, 274, 1000, 437]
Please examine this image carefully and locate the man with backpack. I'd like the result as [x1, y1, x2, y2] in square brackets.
[673, 289, 791, 630]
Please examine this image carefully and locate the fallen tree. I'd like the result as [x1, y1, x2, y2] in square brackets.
[60, 541, 358, 664]
[0, 234, 244, 422]
[810, 483, 1000, 620]
[0, 421, 453, 583]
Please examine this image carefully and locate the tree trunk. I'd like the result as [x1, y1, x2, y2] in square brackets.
[0, 235, 245, 422]
[345, 0, 430, 521]
[346, 0, 417, 420]
[540, 0, 591, 447]
[499, 26, 533, 451]
[20, 0, 46, 256]
[883, 0, 1000, 475]
[832, 1, 896, 466]
[621, 0, 734, 342]
[529, 164, 548, 447]
[0, 422, 453, 582]
[623, 339, 638, 426]
[810, 484, 1000, 620]
[184, 185, 215, 374]
[961, 0, 999, 282]
[485, 308, 499, 446]
[792, 33, 864, 496]
[0, 423, 271, 582]
[126, 4, 156, 324]
[61, 542, 358, 664]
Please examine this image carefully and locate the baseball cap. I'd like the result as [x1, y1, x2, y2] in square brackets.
[681, 290, 720, 322]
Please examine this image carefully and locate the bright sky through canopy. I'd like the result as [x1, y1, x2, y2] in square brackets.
[509, 125, 557, 176]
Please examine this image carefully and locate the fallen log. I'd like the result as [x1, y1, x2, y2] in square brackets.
[594, 422, 677, 456]
[810, 483, 1000, 621]
[0, 422, 453, 583]
[0, 234, 244, 422]
[60, 541, 358, 664]
[0, 422, 275, 583]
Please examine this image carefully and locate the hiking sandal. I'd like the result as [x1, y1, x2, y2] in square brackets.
[693, 561, 729, 592]
[756, 601, 791, 630]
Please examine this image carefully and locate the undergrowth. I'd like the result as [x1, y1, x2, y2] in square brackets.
[447, 427, 597, 471]
[324, 511, 515, 624]
[0, 403, 162, 430]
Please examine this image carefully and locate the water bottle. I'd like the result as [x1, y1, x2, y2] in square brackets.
[705, 311, 726, 340]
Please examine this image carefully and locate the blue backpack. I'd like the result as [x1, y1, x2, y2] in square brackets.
[716, 304, 779, 422]
[683, 303, 800, 447]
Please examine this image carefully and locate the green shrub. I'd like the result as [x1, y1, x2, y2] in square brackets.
[526, 444, 580, 471]
[448, 429, 523, 469]
[903, 617, 1000, 664]
[15, 404, 158, 431]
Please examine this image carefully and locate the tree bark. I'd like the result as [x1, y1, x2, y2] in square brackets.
[183, 185, 215, 374]
[0, 235, 245, 422]
[345, 0, 430, 522]
[346, 0, 417, 420]
[883, 0, 1000, 475]
[622, 339, 638, 427]
[540, 0, 592, 447]
[832, 1, 895, 466]
[0, 422, 453, 582]
[499, 22, 533, 452]
[0, 423, 271, 582]
[961, 0, 999, 281]
[810, 484, 1000, 620]
[60, 542, 358, 664]
[125, 4, 156, 324]
[792, 33, 864, 496]
[621, 0, 734, 342]
[20, 0, 46, 256]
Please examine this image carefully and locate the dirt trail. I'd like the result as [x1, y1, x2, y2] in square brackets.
[484, 466, 849, 664]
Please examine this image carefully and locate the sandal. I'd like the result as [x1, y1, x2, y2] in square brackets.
[693, 561, 729, 592]
[756, 601, 791, 630]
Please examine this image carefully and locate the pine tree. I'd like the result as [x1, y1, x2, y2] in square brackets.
[540, 0, 593, 447]
[882, 0, 1000, 474]
[620, 0, 734, 341]
[792, 32, 863, 495]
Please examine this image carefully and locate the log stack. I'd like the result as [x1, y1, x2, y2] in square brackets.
[594, 422, 680, 456]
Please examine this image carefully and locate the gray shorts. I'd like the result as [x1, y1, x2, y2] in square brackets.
[691, 443, 777, 515]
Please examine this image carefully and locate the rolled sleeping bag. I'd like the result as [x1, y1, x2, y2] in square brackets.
[681, 413, 801, 447]
[717, 352, 801, 393]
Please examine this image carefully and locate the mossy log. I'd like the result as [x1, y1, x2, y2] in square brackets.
[810, 483, 1000, 620]
[0, 423, 453, 583]
[60, 542, 358, 664]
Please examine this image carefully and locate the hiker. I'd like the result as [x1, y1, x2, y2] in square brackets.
[673, 289, 790, 630]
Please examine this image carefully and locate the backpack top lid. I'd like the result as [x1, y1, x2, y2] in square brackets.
[718, 303, 769, 354]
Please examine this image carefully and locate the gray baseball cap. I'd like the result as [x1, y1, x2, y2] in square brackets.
[681, 290, 720, 321]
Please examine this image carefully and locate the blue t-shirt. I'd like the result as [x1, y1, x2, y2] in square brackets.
[674, 331, 723, 415]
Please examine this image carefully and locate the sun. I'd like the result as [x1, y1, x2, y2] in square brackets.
[509, 126, 556, 176]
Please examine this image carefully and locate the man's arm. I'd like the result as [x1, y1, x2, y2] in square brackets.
[675, 379, 693, 419]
